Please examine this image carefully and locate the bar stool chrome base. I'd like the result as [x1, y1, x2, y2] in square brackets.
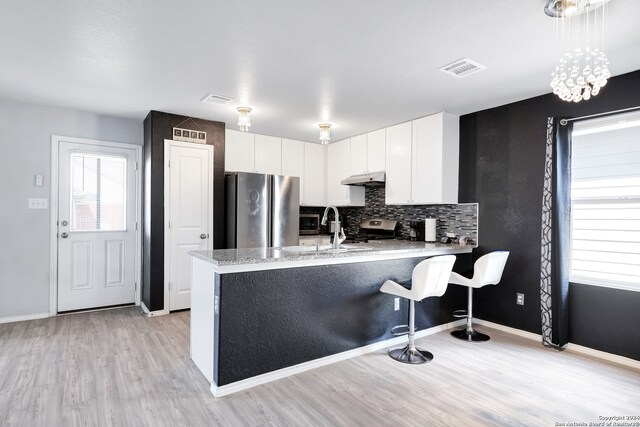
[450, 328, 490, 342]
[388, 345, 433, 364]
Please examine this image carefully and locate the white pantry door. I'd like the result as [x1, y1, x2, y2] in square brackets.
[57, 141, 138, 312]
[165, 141, 213, 311]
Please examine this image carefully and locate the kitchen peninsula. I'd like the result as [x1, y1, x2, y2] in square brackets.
[189, 241, 475, 396]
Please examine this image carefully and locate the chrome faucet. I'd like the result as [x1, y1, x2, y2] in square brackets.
[321, 205, 346, 249]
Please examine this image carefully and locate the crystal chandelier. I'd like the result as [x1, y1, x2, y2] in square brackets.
[237, 107, 252, 132]
[318, 123, 331, 144]
[546, 0, 612, 103]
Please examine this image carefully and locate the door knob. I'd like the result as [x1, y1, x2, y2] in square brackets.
[200, 234, 208, 239]
[60, 232, 69, 238]
[61, 220, 68, 227]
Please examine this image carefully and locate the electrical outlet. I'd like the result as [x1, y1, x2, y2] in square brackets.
[28, 198, 48, 209]
[394, 298, 400, 311]
[516, 293, 524, 306]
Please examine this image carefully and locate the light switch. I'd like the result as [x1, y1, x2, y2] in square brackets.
[35, 174, 44, 187]
[28, 198, 48, 209]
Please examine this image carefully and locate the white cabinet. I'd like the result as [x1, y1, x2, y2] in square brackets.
[349, 130, 386, 176]
[327, 139, 364, 206]
[385, 122, 413, 204]
[303, 142, 326, 206]
[254, 134, 282, 175]
[411, 113, 459, 204]
[281, 138, 305, 203]
[349, 135, 367, 175]
[225, 129, 255, 173]
[225, 130, 282, 175]
[385, 112, 459, 205]
[367, 129, 386, 172]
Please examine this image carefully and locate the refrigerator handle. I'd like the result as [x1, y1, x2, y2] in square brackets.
[267, 175, 273, 247]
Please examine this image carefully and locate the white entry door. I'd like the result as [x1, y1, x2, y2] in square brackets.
[57, 141, 139, 312]
[165, 140, 213, 311]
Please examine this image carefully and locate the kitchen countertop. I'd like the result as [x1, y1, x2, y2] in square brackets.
[190, 240, 475, 273]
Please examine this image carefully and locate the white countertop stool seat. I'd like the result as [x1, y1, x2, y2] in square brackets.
[449, 251, 510, 342]
[380, 255, 457, 364]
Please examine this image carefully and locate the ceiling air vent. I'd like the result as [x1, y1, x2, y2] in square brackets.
[438, 58, 486, 78]
[201, 93, 234, 105]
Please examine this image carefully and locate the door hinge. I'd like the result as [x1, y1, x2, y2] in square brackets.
[168, 160, 171, 168]
[135, 221, 138, 231]
[134, 282, 137, 292]
[168, 282, 172, 291]
[168, 221, 172, 229]
[135, 161, 139, 171]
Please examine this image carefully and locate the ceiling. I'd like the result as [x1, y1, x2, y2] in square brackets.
[1, 0, 640, 142]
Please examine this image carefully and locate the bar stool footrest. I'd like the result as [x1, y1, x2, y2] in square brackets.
[390, 324, 409, 336]
[453, 309, 468, 319]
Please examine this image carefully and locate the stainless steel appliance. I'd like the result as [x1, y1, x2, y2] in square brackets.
[343, 218, 398, 243]
[341, 171, 385, 186]
[299, 214, 320, 235]
[226, 172, 300, 248]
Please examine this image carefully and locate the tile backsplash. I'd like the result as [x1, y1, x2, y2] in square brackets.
[301, 186, 478, 244]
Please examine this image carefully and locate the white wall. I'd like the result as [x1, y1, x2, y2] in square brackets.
[0, 99, 142, 320]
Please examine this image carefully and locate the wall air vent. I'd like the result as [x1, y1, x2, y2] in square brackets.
[201, 93, 234, 105]
[438, 58, 486, 78]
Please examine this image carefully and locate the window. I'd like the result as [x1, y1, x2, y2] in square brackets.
[70, 153, 127, 231]
[570, 110, 640, 291]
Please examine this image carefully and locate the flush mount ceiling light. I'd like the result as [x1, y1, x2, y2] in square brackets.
[318, 123, 331, 144]
[236, 107, 252, 132]
[547, 0, 612, 103]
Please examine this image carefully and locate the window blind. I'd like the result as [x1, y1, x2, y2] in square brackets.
[570, 110, 640, 291]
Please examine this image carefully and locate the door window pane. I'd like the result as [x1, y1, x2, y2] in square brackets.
[70, 153, 127, 231]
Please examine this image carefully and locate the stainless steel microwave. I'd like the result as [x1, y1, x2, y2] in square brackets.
[299, 214, 320, 235]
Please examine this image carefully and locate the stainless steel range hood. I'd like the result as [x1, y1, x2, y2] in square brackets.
[340, 171, 385, 187]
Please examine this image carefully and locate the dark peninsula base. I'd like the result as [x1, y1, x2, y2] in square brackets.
[214, 255, 472, 386]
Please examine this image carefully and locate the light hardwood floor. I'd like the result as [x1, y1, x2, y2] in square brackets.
[0, 307, 638, 426]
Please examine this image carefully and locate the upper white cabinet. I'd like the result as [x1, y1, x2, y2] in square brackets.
[367, 129, 386, 172]
[349, 130, 386, 176]
[225, 130, 282, 175]
[349, 135, 367, 175]
[303, 142, 326, 206]
[385, 122, 413, 204]
[411, 113, 459, 204]
[281, 138, 305, 203]
[385, 112, 459, 205]
[225, 129, 255, 173]
[254, 134, 282, 175]
[327, 139, 365, 206]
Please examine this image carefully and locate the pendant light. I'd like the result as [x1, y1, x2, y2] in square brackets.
[546, 0, 612, 103]
[237, 107, 252, 132]
[318, 123, 331, 144]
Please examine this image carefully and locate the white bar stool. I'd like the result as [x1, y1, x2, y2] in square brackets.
[380, 255, 456, 364]
[449, 251, 510, 342]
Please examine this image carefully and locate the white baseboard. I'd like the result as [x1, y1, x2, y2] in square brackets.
[140, 301, 169, 317]
[473, 319, 542, 342]
[564, 342, 640, 371]
[211, 319, 466, 397]
[0, 312, 50, 324]
[474, 319, 640, 371]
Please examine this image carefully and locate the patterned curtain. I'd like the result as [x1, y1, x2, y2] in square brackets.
[540, 117, 573, 349]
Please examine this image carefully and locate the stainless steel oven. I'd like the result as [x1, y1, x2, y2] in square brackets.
[299, 214, 320, 235]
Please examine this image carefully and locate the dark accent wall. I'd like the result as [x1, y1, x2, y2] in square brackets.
[214, 254, 471, 385]
[458, 69, 640, 360]
[142, 111, 225, 312]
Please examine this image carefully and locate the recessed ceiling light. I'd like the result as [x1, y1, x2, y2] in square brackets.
[438, 58, 486, 78]
[201, 93, 234, 105]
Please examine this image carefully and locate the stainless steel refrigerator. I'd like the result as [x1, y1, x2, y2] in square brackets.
[225, 172, 300, 248]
